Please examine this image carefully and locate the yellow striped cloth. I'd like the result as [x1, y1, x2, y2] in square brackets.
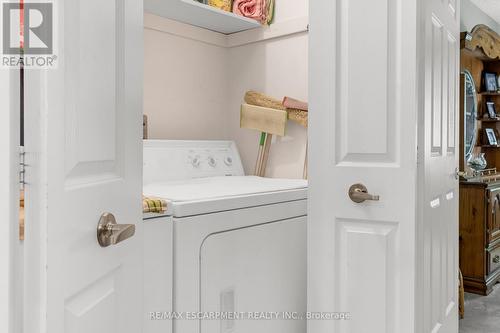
[142, 196, 167, 214]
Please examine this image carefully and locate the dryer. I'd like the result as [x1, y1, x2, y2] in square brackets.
[143, 140, 307, 333]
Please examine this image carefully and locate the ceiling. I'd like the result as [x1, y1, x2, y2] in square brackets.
[470, 0, 500, 24]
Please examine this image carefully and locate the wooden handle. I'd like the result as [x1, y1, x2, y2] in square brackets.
[260, 134, 273, 177]
[254, 132, 266, 176]
[244, 91, 286, 110]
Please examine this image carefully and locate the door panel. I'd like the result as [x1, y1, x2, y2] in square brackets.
[336, 0, 396, 163]
[447, 0, 457, 18]
[488, 190, 500, 242]
[421, 0, 459, 332]
[64, 273, 117, 333]
[309, 0, 460, 332]
[309, 0, 418, 332]
[29, 0, 144, 332]
[200, 218, 306, 333]
[336, 220, 398, 333]
[431, 16, 444, 153]
[447, 33, 458, 153]
[64, 0, 123, 185]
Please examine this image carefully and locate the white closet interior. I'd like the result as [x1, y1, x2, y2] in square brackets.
[144, 0, 309, 178]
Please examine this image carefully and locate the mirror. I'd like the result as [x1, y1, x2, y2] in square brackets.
[464, 70, 478, 163]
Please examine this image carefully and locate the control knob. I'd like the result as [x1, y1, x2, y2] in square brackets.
[191, 156, 201, 168]
[224, 156, 233, 166]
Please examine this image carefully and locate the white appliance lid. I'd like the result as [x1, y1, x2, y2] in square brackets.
[142, 141, 308, 217]
[143, 176, 307, 202]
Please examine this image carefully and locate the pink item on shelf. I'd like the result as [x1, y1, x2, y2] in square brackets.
[283, 96, 309, 112]
[232, 0, 267, 24]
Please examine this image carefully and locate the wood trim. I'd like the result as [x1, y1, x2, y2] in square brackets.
[462, 24, 500, 60]
[143, 115, 148, 140]
[462, 269, 500, 295]
[19, 190, 24, 241]
[459, 73, 465, 171]
[463, 276, 489, 295]
[465, 268, 500, 295]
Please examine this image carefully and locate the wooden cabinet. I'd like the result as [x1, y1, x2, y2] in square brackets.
[488, 187, 500, 242]
[459, 25, 500, 296]
[460, 181, 500, 295]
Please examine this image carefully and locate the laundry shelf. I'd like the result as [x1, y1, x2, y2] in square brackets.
[144, 0, 261, 34]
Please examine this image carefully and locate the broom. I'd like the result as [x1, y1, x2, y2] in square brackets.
[244, 91, 308, 178]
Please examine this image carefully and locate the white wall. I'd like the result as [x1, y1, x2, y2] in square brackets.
[227, 34, 308, 178]
[271, 0, 307, 22]
[144, 0, 309, 178]
[144, 24, 229, 141]
[461, 0, 500, 32]
[227, 0, 309, 178]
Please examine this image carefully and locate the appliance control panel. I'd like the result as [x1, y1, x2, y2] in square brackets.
[187, 148, 236, 172]
[144, 140, 245, 184]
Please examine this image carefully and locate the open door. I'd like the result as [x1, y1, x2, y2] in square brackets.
[308, 0, 459, 332]
[24, 0, 144, 332]
[419, 0, 460, 332]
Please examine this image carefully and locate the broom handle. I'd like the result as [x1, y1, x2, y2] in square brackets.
[303, 139, 308, 180]
[260, 134, 273, 177]
[255, 132, 266, 176]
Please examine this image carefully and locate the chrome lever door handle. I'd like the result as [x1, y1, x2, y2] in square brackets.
[349, 184, 380, 203]
[97, 213, 135, 248]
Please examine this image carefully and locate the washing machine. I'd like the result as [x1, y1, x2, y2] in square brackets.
[143, 140, 307, 333]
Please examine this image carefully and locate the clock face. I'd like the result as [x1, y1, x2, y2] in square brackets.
[464, 71, 478, 160]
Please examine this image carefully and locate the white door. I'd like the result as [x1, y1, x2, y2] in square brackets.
[308, 0, 459, 332]
[419, 0, 460, 332]
[25, 0, 144, 332]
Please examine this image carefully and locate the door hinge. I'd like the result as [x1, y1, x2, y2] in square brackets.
[19, 147, 26, 190]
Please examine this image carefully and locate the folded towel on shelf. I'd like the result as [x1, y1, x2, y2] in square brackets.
[143, 196, 167, 214]
[266, 0, 275, 25]
[208, 0, 232, 12]
[232, 0, 267, 24]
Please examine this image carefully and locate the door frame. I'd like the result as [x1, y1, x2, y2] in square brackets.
[416, 0, 427, 329]
[0, 68, 20, 333]
[22, 64, 49, 333]
[416, 0, 427, 330]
